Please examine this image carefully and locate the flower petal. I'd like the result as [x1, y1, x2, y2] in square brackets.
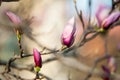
[102, 65, 110, 75]
[5, 11, 21, 25]
[33, 48, 42, 68]
[102, 11, 120, 29]
[108, 57, 116, 73]
[96, 4, 110, 26]
[61, 17, 76, 47]
[102, 65, 110, 80]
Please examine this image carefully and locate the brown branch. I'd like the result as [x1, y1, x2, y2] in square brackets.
[42, 57, 57, 64]
[113, 0, 120, 7]
[88, 0, 92, 25]
[5, 54, 21, 73]
[84, 55, 110, 80]
[109, 0, 120, 14]
[1, 59, 52, 80]
[73, 0, 85, 29]
[109, 20, 120, 29]
[78, 27, 98, 47]
[2, 0, 19, 2]
[38, 73, 52, 80]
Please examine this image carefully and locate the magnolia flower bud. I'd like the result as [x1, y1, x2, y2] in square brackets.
[101, 57, 116, 80]
[96, 4, 110, 27]
[102, 65, 110, 75]
[33, 48, 42, 72]
[5, 11, 21, 25]
[102, 12, 120, 29]
[61, 17, 76, 47]
[102, 65, 110, 80]
[108, 57, 116, 73]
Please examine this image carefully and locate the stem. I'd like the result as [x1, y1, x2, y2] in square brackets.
[88, 0, 92, 25]
[73, 0, 85, 29]
[2, 0, 19, 2]
[35, 72, 39, 80]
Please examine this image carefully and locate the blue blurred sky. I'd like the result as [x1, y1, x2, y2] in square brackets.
[68, 0, 112, 17]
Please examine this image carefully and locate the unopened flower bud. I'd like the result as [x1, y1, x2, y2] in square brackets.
[33, 48, 42, 72]
[102, 65, 110, 75]
[102, 65, 110, 80]
[96, 5, 110, 27]
[102, 12, 120, 29]
[61, 17, 76, 47]
[108, 57, 116, 73]
[5, 11, 21, 25]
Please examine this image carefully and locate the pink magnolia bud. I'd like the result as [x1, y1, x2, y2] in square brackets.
[102, 12, 120, 29]
[102, 65, 110, 75]
[96, 4, 110, 27]
[61, 17, 76, 47]
[5, 11, 21, 25]
[33, 48, 42, 68]
[108, 57, 116, 73]
[102, 66, 110, 80]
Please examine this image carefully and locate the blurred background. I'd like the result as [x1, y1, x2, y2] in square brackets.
[0, 0, 120, 80]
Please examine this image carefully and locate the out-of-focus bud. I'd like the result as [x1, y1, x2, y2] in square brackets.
[33, 48, 42, 72]
[102, 12, 120, 29]
[102, 65, 110, 80]
[102, 65, 110, 75]
[5, 11, 21, 25]
[61, 17, 76, 47]
[108, 57, 116, 73]
[96, 4, 110, 27]
[101, 56, 116, 80]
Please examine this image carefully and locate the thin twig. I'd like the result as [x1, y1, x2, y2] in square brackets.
[109, 0, 120, 14]
[2, 0, 19, 2]
[38, 73, 52, 80]
[73, 0, 85, 29]
[5, 54, 21, 73]
[88, 0, 92, 25]
[109, 20, 120, 29]
[42, 57, 57, 64]
[84, 55, 110, 80]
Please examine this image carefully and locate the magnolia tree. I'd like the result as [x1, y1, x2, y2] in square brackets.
[0, 0, 120, 80]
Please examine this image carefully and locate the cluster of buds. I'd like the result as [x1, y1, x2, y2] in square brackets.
[61, 17, 76, 48]
[102, 56, 116, 80]
[5, 10, 43, 79]
[33, 48, 42, 72]
[96, 4, 120, 30]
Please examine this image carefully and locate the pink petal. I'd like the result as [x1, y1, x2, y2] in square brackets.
[33, 48, 42, 68]
[108, 57, 116, 72]
[101, 65, 111, 80]
[102, 11, 120, 29]
[61, 17, 76, 47]
[5, 11, 21, 25]
[96, 4, 110, 26]
[102, 65, 110, 75]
